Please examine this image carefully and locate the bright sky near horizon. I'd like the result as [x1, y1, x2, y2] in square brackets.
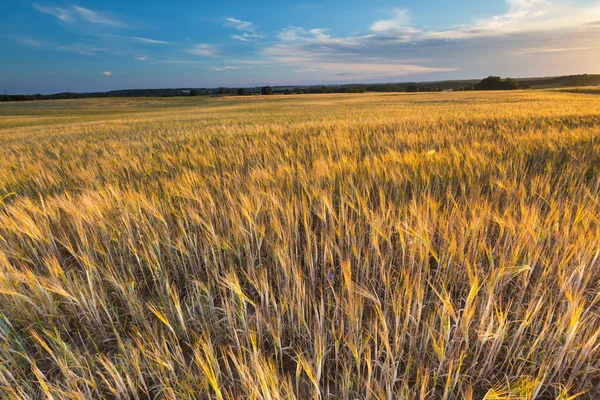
[2, 0, 600, 94]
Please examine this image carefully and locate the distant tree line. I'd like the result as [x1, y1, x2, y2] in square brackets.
[406, 85, 443, 93]
[3, 74, 600, 101]
[519, 74, 600, 89]
[217, 85, 367, 96]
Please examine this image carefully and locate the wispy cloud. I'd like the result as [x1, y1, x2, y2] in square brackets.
[135, 55, 149, 61]
[225, 17, 254, 31]
[225, 17, 265, 41]
[518, 46, 600, 55]
[18, 37, 44, 47]
[153, 59, 210, 65]
[33, 4, 125, 27]
[33, 4, 74, 23]
[18, 36, 106, 56]
[57, 43, 106, 56]
[210, 66, 248, 71]
[103, 71, 112, 76]
[132, 37, 170, 45]
[230, 33, 264, 42]
[188, 44, 218, 57]
[72, 6, 122, 26]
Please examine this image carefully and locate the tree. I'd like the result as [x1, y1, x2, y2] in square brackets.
[474, 76, 519, 91]
[261, 86, 273, 95]
[236, 88, 246, 95]
[189, 89, 201, 96]
[217, 87, 226, 95]
[501, 78, 520, 90]
[474, 76, 502, 90]
[406, 85, 419, 93]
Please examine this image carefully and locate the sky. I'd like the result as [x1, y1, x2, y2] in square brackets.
[1, 0, 600, 94]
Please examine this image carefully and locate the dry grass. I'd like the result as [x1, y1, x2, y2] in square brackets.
[0, 91, 599, 399]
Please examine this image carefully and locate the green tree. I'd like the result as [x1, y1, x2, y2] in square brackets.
[474, 76, 519, 91]
[237, 88, 246, 95]
[189, 89, 201, 96]
[501, 78, 520, 90]
[261, 86, 273, 95]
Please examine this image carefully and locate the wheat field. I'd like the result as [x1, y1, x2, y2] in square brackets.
[0, 91, 599, 399]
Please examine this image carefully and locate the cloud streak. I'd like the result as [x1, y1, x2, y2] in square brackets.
[210, 66, 248, 71]
[33, 4, 125, 27]
[18, 36, 107, 56]
[225, 17, 265, 41]
[132, 37, 170, 45]
[518, 46, 600, 55]
[188, 44, 218, 57]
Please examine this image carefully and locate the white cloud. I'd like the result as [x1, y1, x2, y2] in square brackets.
[72, 6, 123, 26]
[132, 37, 170, 45]
[103, 71, 112, 76]
[225, 17, 254, 31]
[230, 34, 249, 42]
[225, 17, 265, 41]
[33, 4, 125, 27]
[188, 44, 218, 57]
[370, 9, 411, 32]
[230, 33, 264, 41]
[135, 56, 149, 61]
[210, 66, 246, 71]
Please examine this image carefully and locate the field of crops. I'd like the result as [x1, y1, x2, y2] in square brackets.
[1, 91, 599, 399]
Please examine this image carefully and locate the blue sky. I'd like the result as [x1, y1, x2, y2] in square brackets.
[2, 0, 600, 93]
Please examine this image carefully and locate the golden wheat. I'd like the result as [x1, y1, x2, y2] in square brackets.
[0, 91, 599, 399]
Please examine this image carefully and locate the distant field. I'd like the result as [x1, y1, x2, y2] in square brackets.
[1, 91, 599, 399]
